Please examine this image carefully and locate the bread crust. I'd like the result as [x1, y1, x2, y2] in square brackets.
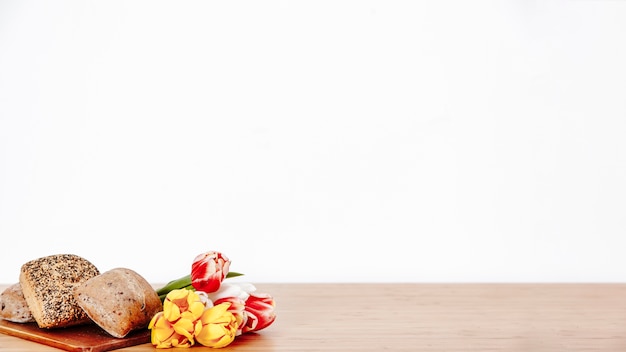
[19, 254, 100, 328]
[0, 283, 35, 323]
[74, 268, 163, 338]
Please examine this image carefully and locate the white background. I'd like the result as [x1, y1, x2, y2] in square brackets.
[1, 0, 626, 284]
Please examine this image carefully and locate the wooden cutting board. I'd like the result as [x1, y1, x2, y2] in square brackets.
[0, 319, 151, 352]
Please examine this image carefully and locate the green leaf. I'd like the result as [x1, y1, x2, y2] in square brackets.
[155, 274, 191, 296]
[226, 271, 244, 279]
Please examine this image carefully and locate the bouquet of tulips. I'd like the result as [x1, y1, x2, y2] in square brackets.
[148, 251, 276, 348]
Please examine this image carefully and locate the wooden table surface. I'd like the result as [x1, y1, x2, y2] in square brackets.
[2, 283, 626, 351]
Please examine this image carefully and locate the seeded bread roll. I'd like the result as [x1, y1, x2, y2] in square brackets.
[19, 254, 100, 328]
[0, 283, 35, 323]
[74, 267, 163, 338]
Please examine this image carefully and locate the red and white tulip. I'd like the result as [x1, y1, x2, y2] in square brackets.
[191, 251, 231, 293]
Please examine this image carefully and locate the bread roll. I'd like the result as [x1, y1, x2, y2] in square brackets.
[74, 267, 163, 338]
[19, 254, 100, 328]
[0, 283, 35, 323]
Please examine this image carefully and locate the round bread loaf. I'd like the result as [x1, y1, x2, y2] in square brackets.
[74, 267, 163, 338]
[19, 254, 100, 328]
[0, 283, 35, 323]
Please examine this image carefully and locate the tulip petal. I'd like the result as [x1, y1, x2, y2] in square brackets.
[173, 319, 196, 339]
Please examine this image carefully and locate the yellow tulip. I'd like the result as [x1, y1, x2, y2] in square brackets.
[148, 312, 193, 348]
[149, 289, 207, 348]
[196, 302, 239, 348]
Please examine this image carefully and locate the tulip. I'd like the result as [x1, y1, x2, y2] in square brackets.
[196, 302, 239, 348]
[149, 311, 194, 348]
[242, 292, 276, 333]
[163, 288, 205, 324]
[155, 252, 242, 302]
[149, 289, 206, 348]
[191, 251, 231, 293]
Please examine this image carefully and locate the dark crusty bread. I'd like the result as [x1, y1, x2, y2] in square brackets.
[19, 254, 100, 328]
[0, 283, 35, 323]
[74, 267, 163, 338]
